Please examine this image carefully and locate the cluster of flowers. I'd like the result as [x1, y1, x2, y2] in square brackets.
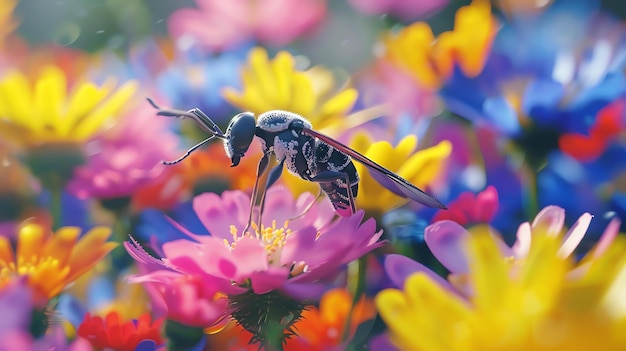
[0, 0, 625, 350]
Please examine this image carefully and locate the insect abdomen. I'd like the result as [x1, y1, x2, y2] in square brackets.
[315, 143, 359, 217]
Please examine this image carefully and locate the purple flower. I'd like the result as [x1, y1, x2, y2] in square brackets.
[0, 279, 93, 351]
[67, 103, 179, 200]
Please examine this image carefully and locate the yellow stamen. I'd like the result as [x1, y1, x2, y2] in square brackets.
[227, 220, 295, 265]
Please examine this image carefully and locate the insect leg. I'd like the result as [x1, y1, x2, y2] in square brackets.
[309, 171, 357, 215]
[243, 152, 270, 235]
[289, 188, 324, 221]
[163, 135, 216, 165]
[257, 159, 286, 230]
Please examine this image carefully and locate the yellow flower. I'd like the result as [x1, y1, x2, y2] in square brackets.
[0, 222, 117, 307]
[0, 0, 17, 48]
[376, 227, 626, 351]
[383, 0, 497, 89]
[352, 133, 451, 216]
[222, 47, 358, 130]
[0, 65, 138, 148]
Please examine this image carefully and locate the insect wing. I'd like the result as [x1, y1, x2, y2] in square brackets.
[300, 127, 446, 209]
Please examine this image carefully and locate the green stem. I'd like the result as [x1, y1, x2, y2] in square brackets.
[522, 163, 539, 219]
[48, 177, 63, 231]
[343, 255, 368, 347]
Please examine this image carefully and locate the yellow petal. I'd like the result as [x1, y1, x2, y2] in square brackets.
[399, 140, 452, 188]
[16, 223, 47, 265]
[377, 273, 474, 351]
[223, 70, 271, 113]
[34, 66, 67, 136]
[467, 228, 510, 313]
[288, 72, 315, 116]
[271, 51, 296, 108]
[317, 88, 358, 123]
[450, 0, 496, 77]
[72, 80, 138, 140]
[42, 226, 80, 268]
[0, 71, 36, 130]
[518, 232, 567, 315]
[63, 81, 112, 136]
[248, 48, 276, 104]
[385, 22, 441, 89]
[30, 261, 70, 299]
[66, 227, 116, 282]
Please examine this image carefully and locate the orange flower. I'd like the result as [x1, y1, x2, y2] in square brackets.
[285, 289, 376, 350]
[0, 222, 117, 307]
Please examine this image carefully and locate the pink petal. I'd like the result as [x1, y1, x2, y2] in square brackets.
[230, 236, 269, 281]
[162, 237, 236, 278]
[248, 267, 290, 294]
[258, 187, 299, 229]
[424, 220, 471, 274]
[532, 206, 565, 236]
[168, 8, 247, 50]
[193, 191, 249, 241]
[255, 0, 325, 46]
[281, 282, 327, 300]
[279, 226, 318, 267]
[475, 185, 498, 223]
[124, 237, 174, 271]
[559, 212, 592, 257]
[592, 217, 621, 258]
[512, 222, 532, 258]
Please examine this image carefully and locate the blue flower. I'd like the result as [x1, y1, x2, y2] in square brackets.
[156, 45, 250, 125]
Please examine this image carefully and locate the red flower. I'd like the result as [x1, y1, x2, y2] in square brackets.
[559, 100, 624, 162]
[432, 185, 498, 226]
[77, 311, 164, 351]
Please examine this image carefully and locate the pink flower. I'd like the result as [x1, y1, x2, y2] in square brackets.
[129, 269, 230, 328]
[125, 187, 383, 326]
[431, 185, 498, 225]
[358, 62, 442, 122]
[168, 0, 326, 51]
[348, 0, 448, 21]
[68, 103, 179, 200]
[424, 206, 621, 294]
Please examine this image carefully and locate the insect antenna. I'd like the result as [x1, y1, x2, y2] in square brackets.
[147, 98, 229, 164]
[146, 98, 226, 138]
[163, 135, 218, 165]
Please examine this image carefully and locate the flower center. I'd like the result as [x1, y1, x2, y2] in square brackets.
[229, 220, 293, 264]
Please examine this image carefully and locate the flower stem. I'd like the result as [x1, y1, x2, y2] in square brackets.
[47, 176, 64, 231]
[522, 163, 539, 218]
[343, 255, 368, 344]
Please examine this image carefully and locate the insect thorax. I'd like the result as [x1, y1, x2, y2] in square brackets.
[256, 110, 312, 133]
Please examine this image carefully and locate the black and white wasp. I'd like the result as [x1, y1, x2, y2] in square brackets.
[148, 98, 446, 223]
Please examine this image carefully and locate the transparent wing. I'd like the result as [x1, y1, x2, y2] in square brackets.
[301, 127, 446, 209]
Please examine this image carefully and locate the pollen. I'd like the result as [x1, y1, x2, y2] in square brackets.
[258, 220, 292, 256]
[227, 220, 294, 264]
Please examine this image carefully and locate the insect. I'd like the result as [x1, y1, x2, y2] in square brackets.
[147, 98, 446, 225]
